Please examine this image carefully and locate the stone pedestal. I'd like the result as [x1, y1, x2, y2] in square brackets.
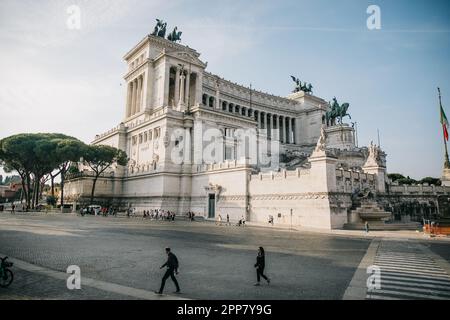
[442, 168, 450, 187]
[324, 124, 355, 150]
[363, 165, 387, 193]
[309, 149, 338, 193]
[362, 143, 387, 193]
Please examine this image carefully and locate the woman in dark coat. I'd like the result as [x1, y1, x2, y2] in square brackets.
[254, 247, 270, 286]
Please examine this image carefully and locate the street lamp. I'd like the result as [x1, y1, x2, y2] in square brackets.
[290, 208, 293, 231]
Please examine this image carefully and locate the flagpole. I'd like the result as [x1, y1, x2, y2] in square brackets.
[438, 87, 450, 169]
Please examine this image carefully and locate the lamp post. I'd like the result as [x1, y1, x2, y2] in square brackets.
[290, 208, 293, 231]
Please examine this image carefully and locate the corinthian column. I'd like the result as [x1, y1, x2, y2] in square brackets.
[130, 81, 136, 116]
[185, 71, 191, 107]
[136, 76, 142, 113]
[174, 67, 180, 107]
[178, 72, 186, 111]
[287, 117, 292, 144]
[126, 82, 132, 117]
[262, 113, 267, 131]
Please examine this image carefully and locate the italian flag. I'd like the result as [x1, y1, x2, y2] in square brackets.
[441, 104, 449, 141]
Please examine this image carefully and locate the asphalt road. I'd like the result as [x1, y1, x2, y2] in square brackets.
[0, 213, 448, 300]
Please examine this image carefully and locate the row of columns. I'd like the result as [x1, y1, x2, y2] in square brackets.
[126, 74, 144, 118]
[257, 112, 295, 144]
[202, 93, 296, 145]
[170, 65, 201, 111]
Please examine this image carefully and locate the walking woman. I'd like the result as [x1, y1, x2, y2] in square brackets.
[254, 247, 270, 286]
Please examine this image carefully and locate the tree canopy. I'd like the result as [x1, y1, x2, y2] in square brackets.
[0, 133, 84, 209]
[84, 144, 128, 204]
[388, 173, 441, 186]
[0, 133, 128, 209]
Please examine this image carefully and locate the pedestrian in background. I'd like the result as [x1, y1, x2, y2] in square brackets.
[365, 221, 370, 234]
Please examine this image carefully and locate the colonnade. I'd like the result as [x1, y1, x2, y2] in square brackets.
[202, 93, 296, 144]
[126, 74, 144, 118]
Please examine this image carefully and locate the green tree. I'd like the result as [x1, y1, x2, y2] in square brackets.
[388, 173, 406, 182]
[396, 176, 418, 185]
[83, 145, 128, 205]
[0, 133, 84, 210]
[420, 177, 441, 186]
[53, 139, 86, 209]
[0, 134, 36, 209]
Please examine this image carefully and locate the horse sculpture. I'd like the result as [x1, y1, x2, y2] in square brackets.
[167, 26, 182, 42]
[325, 97, 351, 126]
[151, 19, 167, 38]
[290, 76, 313, 94]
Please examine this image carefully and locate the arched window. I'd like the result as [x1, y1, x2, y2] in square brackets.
[209, 96, 214, 108]
[222, 101, 227, 111]
[202, 94, 208, 105]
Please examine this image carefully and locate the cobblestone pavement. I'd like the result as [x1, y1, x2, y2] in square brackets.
[0, 267, 138, 300]
[0, 213, 448, 300]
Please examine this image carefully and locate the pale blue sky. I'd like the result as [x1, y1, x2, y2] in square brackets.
[0, 0, 449, 179]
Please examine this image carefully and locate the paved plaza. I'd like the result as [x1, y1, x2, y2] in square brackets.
[0, 212, 449, 300]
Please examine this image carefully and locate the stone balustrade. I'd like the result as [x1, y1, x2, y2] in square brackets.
[388, 184, 450, 195]
[251, 168, 311, 181]
[335, 169, 376, 193]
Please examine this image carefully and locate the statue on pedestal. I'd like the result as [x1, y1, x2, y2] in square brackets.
[315, 126, 327, 152]
[290, 76, 313, 94]
[364, 141, 382, 167]
[167, 26, 182, 42]
[151, 19, 167, 38]
[325, 97, 351, 126]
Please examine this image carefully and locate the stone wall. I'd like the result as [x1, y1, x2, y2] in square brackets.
[247, 151, 346, 229]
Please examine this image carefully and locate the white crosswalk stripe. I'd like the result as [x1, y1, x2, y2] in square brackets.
[366, 250, 450, 300]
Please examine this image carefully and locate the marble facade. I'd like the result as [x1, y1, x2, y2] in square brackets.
[64, 32, 449, 229]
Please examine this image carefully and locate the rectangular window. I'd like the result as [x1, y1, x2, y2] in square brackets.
[225, 146, 233, 160]
[144, 132, 147, 142]
[149, 130, 153, 140]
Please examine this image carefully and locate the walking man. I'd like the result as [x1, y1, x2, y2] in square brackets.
[364, 221, 370, 234]
[155, 247, 180, 294]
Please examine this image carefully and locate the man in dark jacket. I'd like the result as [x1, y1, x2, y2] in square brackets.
[155, 247, 180, 294]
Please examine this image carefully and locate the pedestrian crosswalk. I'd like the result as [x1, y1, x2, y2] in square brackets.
[366, 250, 450, 300]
